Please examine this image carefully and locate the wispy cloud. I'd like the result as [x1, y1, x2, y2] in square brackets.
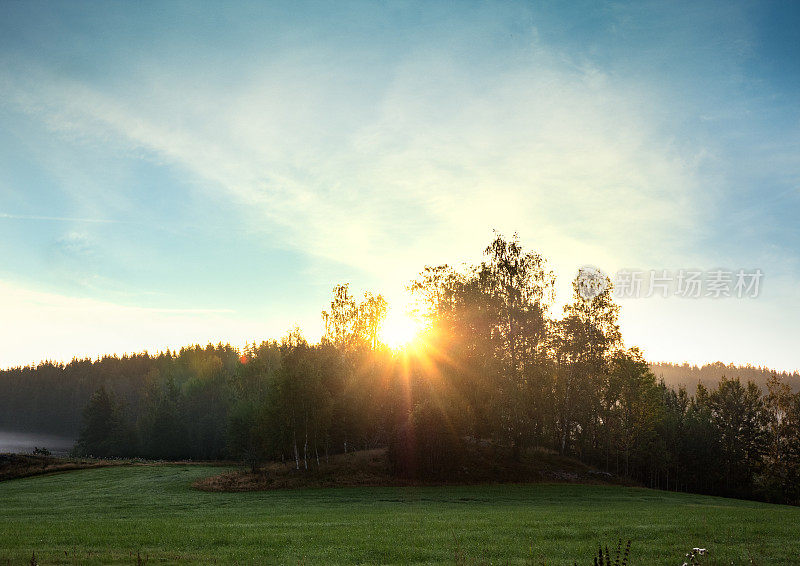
[53, 231, 95, 257]
[0, 41, 708, 285]
[0, 212, 122, 224]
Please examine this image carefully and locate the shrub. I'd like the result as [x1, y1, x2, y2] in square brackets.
[388, 400, 464, 479]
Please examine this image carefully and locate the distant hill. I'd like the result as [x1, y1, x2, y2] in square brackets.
[650, 361, 800, 393]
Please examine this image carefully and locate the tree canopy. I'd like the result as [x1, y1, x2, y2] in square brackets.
[2, 233, 798, 503]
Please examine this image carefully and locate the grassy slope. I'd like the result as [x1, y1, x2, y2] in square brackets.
[1, 466, 799, 565]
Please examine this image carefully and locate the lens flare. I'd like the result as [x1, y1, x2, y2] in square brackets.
[381, 309, 421, 349]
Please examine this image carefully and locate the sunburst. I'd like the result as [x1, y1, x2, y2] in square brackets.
[381, 308, 422, 349]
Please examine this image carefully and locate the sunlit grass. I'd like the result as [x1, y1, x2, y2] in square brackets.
[1, 466, 799, 564]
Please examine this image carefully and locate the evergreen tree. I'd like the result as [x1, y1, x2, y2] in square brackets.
[74, 387, 133, 457]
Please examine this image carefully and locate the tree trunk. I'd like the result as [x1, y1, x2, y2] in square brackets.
[304, 427, 308, 470]
[512, 434, 523, 462]
[293, 430, 300, 471]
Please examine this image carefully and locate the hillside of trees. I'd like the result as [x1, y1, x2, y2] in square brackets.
[2, 234, 800, 504]
[651, 362, 800, 393]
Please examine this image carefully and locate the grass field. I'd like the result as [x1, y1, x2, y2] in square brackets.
[1, 465, 799, 565]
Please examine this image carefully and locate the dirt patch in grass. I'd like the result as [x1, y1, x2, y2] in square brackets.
[0, 453, 122, 481]
[195, 449, 400, 491]
[194, 446, 634, 492]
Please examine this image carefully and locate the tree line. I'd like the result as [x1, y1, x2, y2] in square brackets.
[1, 234, 799, 503]
[651, 361, 800, 393]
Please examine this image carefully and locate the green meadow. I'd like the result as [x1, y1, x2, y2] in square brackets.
[1, 465, 799, 565]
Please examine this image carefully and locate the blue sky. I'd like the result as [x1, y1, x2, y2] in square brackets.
[1, 1, 799, 369]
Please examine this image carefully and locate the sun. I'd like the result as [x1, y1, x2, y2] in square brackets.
[381, 308, 422, 349]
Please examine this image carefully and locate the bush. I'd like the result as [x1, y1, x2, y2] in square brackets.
[388, 400, 464, 479]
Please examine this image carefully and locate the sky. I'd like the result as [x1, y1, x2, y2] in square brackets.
[0, 0, 799, 370]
